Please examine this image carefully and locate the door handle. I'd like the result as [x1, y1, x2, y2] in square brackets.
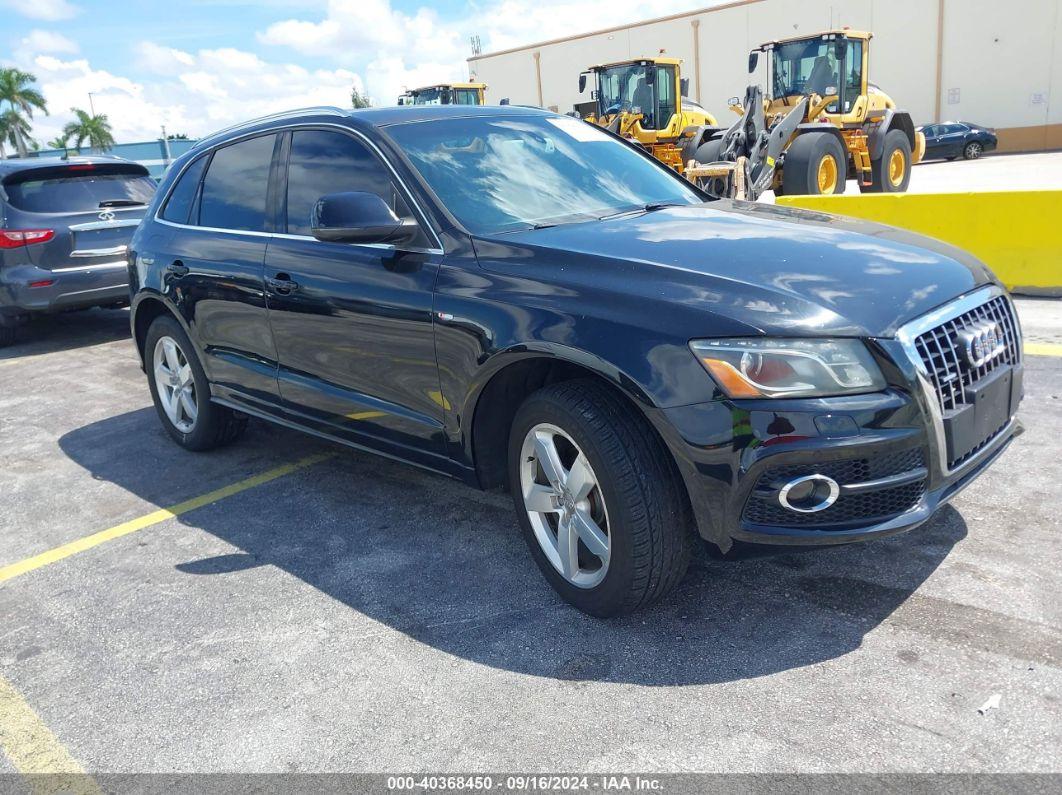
[267, 274, 299, 295]
[166, 260, 189, 277]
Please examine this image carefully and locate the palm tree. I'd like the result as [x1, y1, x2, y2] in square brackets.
[47, 133, 71, 153]
[62, 108, 115, 154]
[0, 109, 36, 159]
[0, 68, 47, 157]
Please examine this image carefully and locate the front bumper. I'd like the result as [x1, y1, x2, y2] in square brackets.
[648, 331, 1022, 551]
[0, 260, 129, 324]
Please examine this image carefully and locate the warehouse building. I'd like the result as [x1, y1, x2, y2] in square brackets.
[468, 0, 1061, 153]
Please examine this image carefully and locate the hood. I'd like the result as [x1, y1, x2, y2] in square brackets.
[488, 201, 995, 338]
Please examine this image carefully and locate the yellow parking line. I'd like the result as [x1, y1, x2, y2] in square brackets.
[0, 675, 101, 795]
[1025, 342, 1062, 357]
[0, 452, 334, 585]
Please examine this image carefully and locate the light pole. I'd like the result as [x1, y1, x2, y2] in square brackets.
[88, 92, 96, 116]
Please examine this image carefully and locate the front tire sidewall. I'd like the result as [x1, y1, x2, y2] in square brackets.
[508, 397, 641, 617]
[782, 134, 847, 196]
[964, 142, 983, 160]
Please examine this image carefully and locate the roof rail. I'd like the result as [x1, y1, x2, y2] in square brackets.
[196, 106, 348, 146]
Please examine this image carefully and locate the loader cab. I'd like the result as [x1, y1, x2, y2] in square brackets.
[398, 83, 487, 106]
[586, 59, 680, 131]
[759, 31, 871, 123]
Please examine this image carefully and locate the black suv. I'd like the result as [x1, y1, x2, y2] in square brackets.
[129, 106, 1022, 616]
[1, 156, 156, 345]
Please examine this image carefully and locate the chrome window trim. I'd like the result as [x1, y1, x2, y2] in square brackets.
[153, 122, 444, 254]
[896, 284, 1022, 477]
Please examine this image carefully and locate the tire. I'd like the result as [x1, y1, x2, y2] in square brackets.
[690, 137, 729, 196]
[0, 325, 15, 348]
[145, 314, 247, 451]
[507, 379, 692, 617]
[963, 141, 984, 160]
[781, 133, 847, 196]
[862, 129, 913, 193]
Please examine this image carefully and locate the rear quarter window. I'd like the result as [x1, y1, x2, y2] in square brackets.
[161, 155, 208, 224]
[3, 165, 155, 214]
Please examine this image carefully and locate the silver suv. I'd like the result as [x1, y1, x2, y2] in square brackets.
[0, 156, 156, 346]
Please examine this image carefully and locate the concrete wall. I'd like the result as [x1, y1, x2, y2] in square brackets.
[469, 0, 1061, 152]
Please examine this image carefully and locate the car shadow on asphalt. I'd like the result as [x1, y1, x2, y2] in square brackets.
[59, 408, 968, 687]
[0, 307, 132, 359]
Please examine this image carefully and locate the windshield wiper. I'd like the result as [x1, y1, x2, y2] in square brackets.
[98, 199, 146, 208]
[598, 201, 685, 221]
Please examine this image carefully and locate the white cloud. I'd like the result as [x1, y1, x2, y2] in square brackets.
[257, 0, 716, 105]
[16, 29, 79, 56]
[21, 47, 362, 145]
[2, 0, 79, 21]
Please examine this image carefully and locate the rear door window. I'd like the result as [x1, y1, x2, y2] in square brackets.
[198, 134, 277, 232]
[284, 129, 424, 244]
[161, 155, 208, 224]
[3, 164, 155, 214]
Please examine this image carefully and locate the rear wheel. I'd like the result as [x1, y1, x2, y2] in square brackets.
[781, 133, 847, 196]
[862, 129, 912, 193]
[508, 380, 691, 617]
[963, 141, 984, 160]
[145, 315, 247, 451]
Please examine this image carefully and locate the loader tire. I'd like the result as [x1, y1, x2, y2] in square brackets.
[781, 133, 847, 196]
[691, 137, 729, 196]
[861, 129, 912, 193]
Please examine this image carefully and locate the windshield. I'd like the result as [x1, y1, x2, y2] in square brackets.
[452, 89, 481, 106]
[388, 115, 702, 235]
[411, 88, 447, 105]
[770, 38, 844, 99]
[596, 64, 676, 130]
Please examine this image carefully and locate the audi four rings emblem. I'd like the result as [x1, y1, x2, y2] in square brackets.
[959, 320, 1006, 367]
[98, 210, 116, 221]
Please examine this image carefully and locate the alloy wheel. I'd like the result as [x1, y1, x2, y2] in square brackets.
[519, 423, 611, 589]
[153, 336, 198, 433]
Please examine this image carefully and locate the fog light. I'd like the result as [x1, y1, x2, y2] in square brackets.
[778, 474, 840, 513]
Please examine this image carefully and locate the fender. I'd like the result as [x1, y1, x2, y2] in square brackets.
[130, 289, 200, 369]
[459, 340, 656, 440]
[866, 108, 916, 160]
[794, 123, 846, 148]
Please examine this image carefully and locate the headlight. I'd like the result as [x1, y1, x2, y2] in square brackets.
[689, 338, 886, 398]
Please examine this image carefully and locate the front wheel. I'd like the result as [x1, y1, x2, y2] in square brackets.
[781, 133, 847, 196]
[145, 315, 247, 451]
[963, 141, 984, 160]
[508, 380, 691, 617]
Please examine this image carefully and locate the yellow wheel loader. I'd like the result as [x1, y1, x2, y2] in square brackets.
[686, 30, 926, 200]
[577, 58, 720, 174]
[398, 82, 487, 106]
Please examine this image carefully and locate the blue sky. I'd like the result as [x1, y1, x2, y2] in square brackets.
[1, 0, 711, 144]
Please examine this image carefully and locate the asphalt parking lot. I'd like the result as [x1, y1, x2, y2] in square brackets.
[0, 298, 1060, 780]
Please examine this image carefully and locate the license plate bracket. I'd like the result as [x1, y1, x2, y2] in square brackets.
[942, 364, 1021, 464]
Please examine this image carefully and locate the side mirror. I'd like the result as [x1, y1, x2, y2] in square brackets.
[680, 77, 689, 96]
[645, 67, 656, 85]
[499, 97, 510, 105]
[748, 51, 759, 73]
[311, 192, 418, 246]
[441, 88, 453, 104]
[835, 40, 846, 60]
[578, 74, 587, 93]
